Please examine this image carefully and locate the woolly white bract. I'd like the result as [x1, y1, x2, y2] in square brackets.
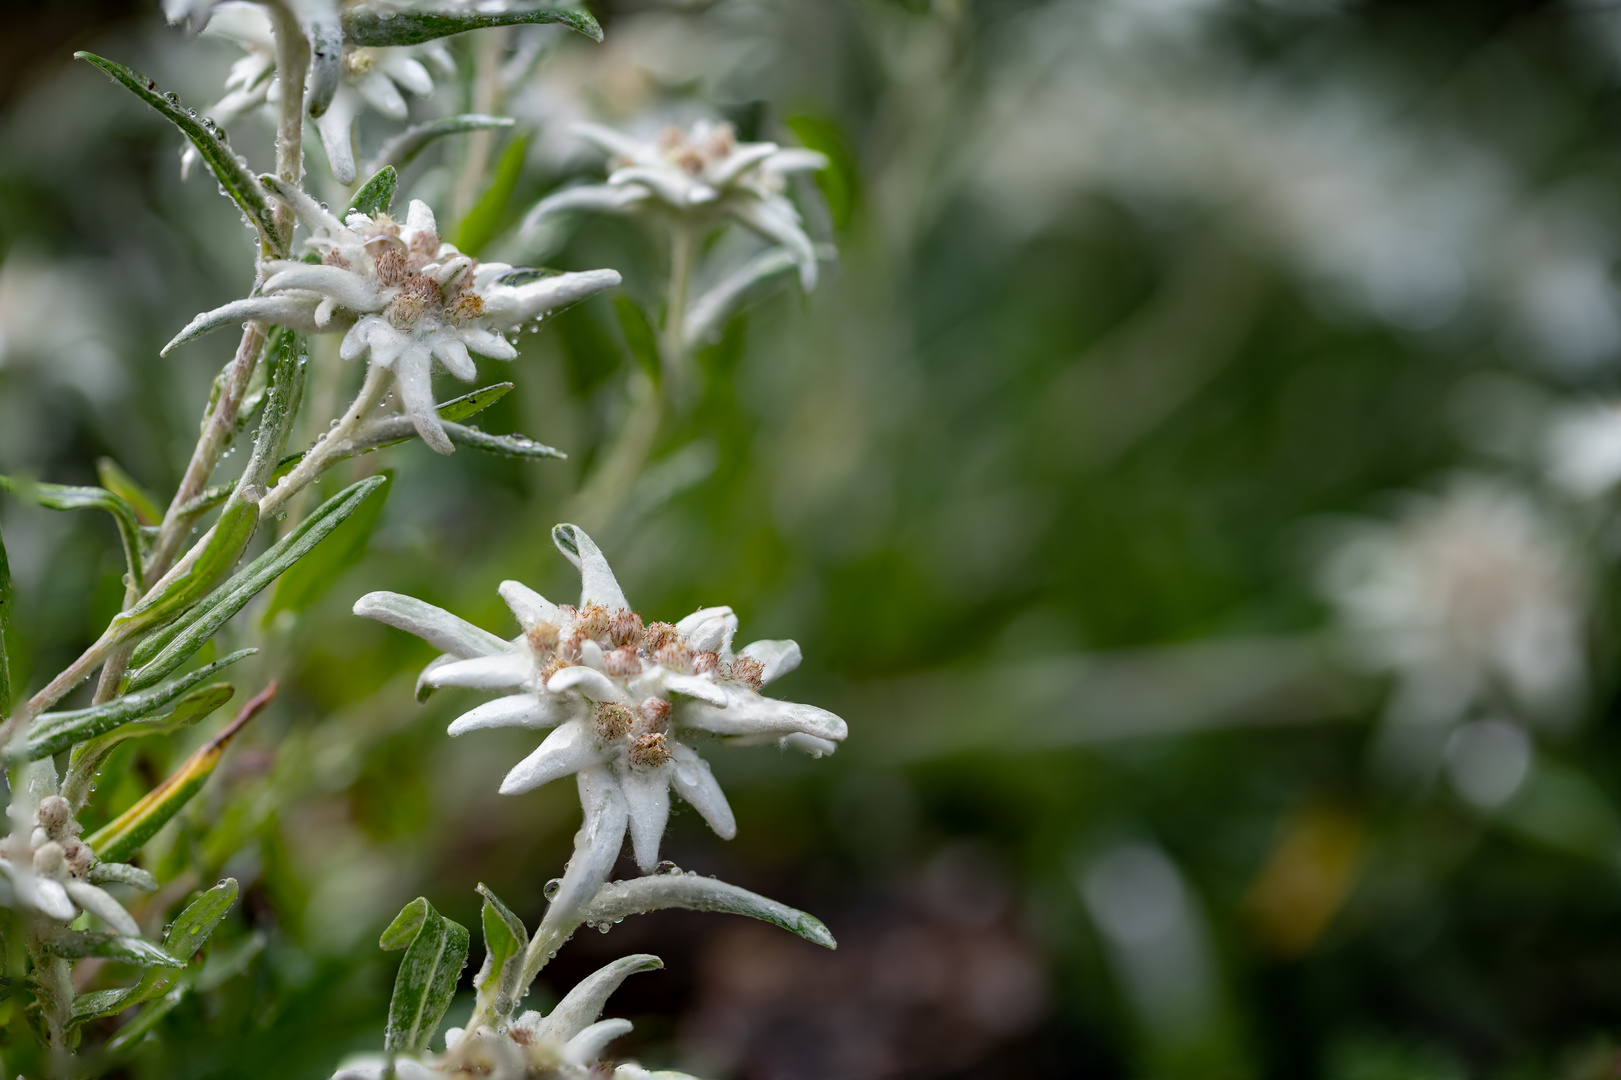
[0, 794, 141, 937]
[527, 120, 829, 290]
[167, 183, 620, 454]
[354, 523, 846, 921]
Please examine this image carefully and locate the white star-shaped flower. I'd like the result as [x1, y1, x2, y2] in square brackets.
[185, 2, 454, 184]
[166, 182, 620, 454]
[354, 523, 847, 920]
[0, 796, 141, 937]
[527, 120, 829, 290]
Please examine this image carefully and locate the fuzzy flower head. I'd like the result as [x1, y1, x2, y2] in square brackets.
[168, 182, 620, 453]
[528, 119, 829, 289]
[0, 795, 142, 938]
[185, 2, 453, 184]
[1319, 476, 1586, 724]
[354, 524, 846, 921]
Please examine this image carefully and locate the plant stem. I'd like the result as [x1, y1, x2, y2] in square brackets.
[450, 27, 511, 224]
[259, 363, 391, 518]
[663, 222, 697, 403]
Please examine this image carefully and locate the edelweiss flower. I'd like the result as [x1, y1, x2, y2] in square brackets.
[167, 182, 620, 454]
[527, 120, 829, 289]
[0, 796, 141, 937]
[186, 2, 454, 184]
[333, 953, 705, 1079]
[1319, 476, 1586, 725]
[354, 524, 846, 918]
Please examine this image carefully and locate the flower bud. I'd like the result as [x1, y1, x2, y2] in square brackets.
[594, 702, 634, 741]
[33, 841, 66, 878]
[629, 732, 672, 768]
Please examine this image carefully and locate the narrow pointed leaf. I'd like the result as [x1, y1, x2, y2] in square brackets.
[264, 469, 390, 620]
[105, 985, 187, 1052]
[87, 684, 274, 863]
[371, 115, 516, 172]
[237, 329, 307, 493]
[74, 53, 283, 256]
[71, 879, 239, 1023]
[109, 493, 260, 643]
[474, 883, 528, 1020]
[1, 476, 147, 593]
[125, 475, 388, 691]
[62, 682, 235, 808]
[40, 931, 185, 968]
[344, 6, 602, 47]
[348, 165, 398, 218]
[96, 459, 162, 526]
[17, 650, 253, 763]
[577, 874, 836, 949]
[380, 897, 470, 1056]
[614, 295, 661, 387]
[88, 862, 160, 892]
[455, 134, 529, 256]
[347, 416, 565, 460]
[438, 382, 513, 422]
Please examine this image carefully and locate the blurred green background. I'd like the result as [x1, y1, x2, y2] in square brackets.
[9, 0, 1621, 1076]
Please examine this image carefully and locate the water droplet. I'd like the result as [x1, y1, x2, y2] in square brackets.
[657, 861, 680, 875]
[542, 878, 561, 901]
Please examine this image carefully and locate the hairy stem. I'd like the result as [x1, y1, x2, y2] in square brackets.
[259, 363, 391, 518]
[663, 222, 697, 402]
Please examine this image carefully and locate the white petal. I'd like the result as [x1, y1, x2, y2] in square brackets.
[458, 326, 518, 361]
[64, 880, 140, 937]
[32, 878, 76, 922]
[499, 580, 560, 629]
[685, 611, 738, 654]
[708, 142, 778, 186]
[538, 954, 662, 1043]
[728, 197, 818, 291]
[427, 652, 532, 690]
[657, 673, 728, 707]
[677, 695, 847, 742]
[675, 606, 732, 636]
[356, 69, 408, 119]
[739, 640, 802, 685]
[430, 334, 476, 381]
[762, 148, 830, 174]
[313, 91, 358, 185]
[481, 269, 622, 326]
[579, 639, 606, 671]
[263, 263, 382, 312]
[259, 173, 345, 235]
[551, 524, 630, 610]
[669, 742, 735, 839]
[396, 347, 454, 455]
[608, 165, 704, 207]
[542, 767, 628, 928]
[164, 295, 321, 354]
[353, 591, 510, 657]
[547, 665, 627, 702]
[522, 184, 646, 233]
[499, 720, 603, 795]
[572, 122, 651, 161]
[563, 1019, 633, 1068]
[365, 319, 409, 368]
[448, 694, 562, 736]
[405, 199, 438, 238]
[783, 732, 839, 757]
[617, 764, 671, 872]
[340, 315, 381, 361]
[382, 55, 434, 97]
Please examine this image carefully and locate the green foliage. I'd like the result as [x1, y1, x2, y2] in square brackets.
[615, 295, 662, 387]
[473, 883, 527, 1021]
[0, 520, 10, 724]
[95, 459, 161, 527]
[342, 6, 603, 48]
[347, 166, 398, 218]
[238, 329, 307, 493]
[0, 477, 147, 593]
[72, 53, 284, 257]
[18, 649, 253, 763]
[39, 933, 184, 969]
[264, 471, 389, 620]
[108, 493, 259, 644]
[577, 874, 837, 950]
[454, 134, 528, 256]
[124, 475, 389, 691]
[437, 382, 514, 422]
[371, 115, 516, 172]
[63, 681, 234, 807]
[379, 897, 469, 1056]
[786, 114, 859, 230]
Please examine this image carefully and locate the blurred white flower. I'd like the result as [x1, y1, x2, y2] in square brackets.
[166, 182, 620, 453]
[1319, 477, 1586, 726]
[190, 2, 454, 184]
[526, 120, 828, 289]
[1544, 402, 1621, 499]
[354, 523, 846, 919]
[0, 796, 141, 937]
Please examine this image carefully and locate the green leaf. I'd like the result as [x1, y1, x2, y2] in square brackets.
[263, 469, 390, 620]
[785, 114, 858, 230]
[88, 862, 160, 892]
[71, 879, 239, 1023]
[96, 459, 162, 526]
[438, 382, 514, 422]
[380, 897, 470, 1056]
[17, 650, 254, 763]
[0, 518, 11, 724]
[577, 874, 837, 949]
[237, 329, 307, 493]
[344, 5, 602, 48]
[348, 165, 398, 218]
[109, 493, 260, 644]
[614, 295, 662, 388]
[40, 932, 185, 968]
[105, 985, 186, 1053]
[439, 422, 565, 460]
[371, 115, 516, 172]
[0, 476, 147, 594]
[473, 883, 527, 1020]
[87, 683, 274, 863]
[74, 53, 284, 257]
[454, 133, 528, 257]
[124, 475, 389, 691]
[62, 682, 235, 808]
